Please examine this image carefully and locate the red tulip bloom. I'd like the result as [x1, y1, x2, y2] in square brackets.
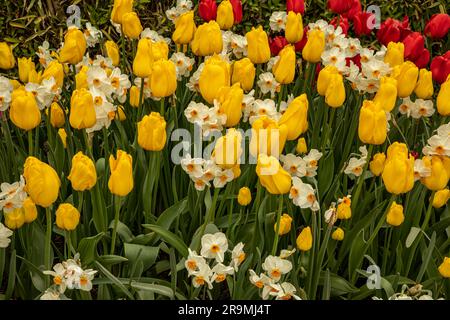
[287, 0, 305, 15]
[413, 48, 430, 69]
[352, 11, 374, 36]
[424, 13, 450, 39]
[229, 0, 243, 24]
[330, 16, 349, 35]
[198, 0, 217, 22]
[403, 32, 425, 62]
[327, 0, 353, 14]
[346, 54, 361, 70]
[269, 36, 289, 56]
[377, 17, 411, 46]
[343, 0, 362, 20]
[431, 52, 450, 84]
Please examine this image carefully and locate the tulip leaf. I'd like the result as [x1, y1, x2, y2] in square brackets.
[97, 255, 128, 267]
[130, 281, 174, 299]
[156, 198, 188, 229]
[124, 243, 159, 273]
[143, 224, 189, 258]
[318, 151, 334, 199]
[406, 227, 422, 248]
[77, 232, 104, 266]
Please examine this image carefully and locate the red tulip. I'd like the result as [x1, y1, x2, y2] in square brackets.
[330, 16, 349, 35]
[352, 11, 374, 36]
[411, 151, 419, 160]
[287, 0, 305, 15]
[229, 0, 243, 24]
[198, 0, 217, 22]
[343, 0, 362, 20]
[269, 36, 289, 56]
[294, 27, 308, 52]
[376, 17, 411, 46]
[413, 48, 430, 69]
[403, 32, 425, 62]
[346, 54, 361, 69]
[327, 0, 353, 14]
[424, 13, 450, 39]
[431, 52, 450, 84]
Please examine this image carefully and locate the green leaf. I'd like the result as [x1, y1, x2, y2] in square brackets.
[143, 224, 188, 258]
[124, 243, 159, 272]
[406, 227, 421, 248]
[77, 232, 104, 265]
[156, 198, 188, 229]
[318, 151, 334, 199]
[97, 255, 128, 266]
[5, 249, 16, 300]
[348, 229, 367, 280]
[189, 224, 220, 252]
[416, 231, 436, 283]
[130, 282, 174, 299]
[94, 261, 134, 300]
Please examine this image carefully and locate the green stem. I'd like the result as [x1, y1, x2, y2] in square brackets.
[28, 129, 33, 156]
[351, 144, 374, 213]
[197, 188, 220, 252]
[137, 77, 145, 120]
[160, 97, 165, 117]
[271, 195, 284, 256]
[110, 195, 122, 255]
[66, 231, 72, 259]
[44, 207, 52, 287]
[311, 224, 333, 299]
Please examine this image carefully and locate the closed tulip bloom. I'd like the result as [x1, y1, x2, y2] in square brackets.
[382, 142, 415, 195]
[369, 152, 386, 176]
[325, 73, 345, 108]
[199, 54, 230, 104]
[237, 187, 252, 206]
[41, 60, 64, 89]
[274, 214, 293, 236]
[137, 112, 167, 151]
[392, 61, 419, 98]
[250, 116, 288, 157]
[437, 76, 450, 116]
[425, 14, 450, 39]
[421, 156, 449, 191]
[9, 89, 41, 131]
[232, 58, 255, 92]
[217, 0, 234, 30]
[0, 42, 15, 70]
[105, 41, 120, 66]
[373, 76, 398, 112]
[152, 41, 169, 61]
[273, 45, 296, 84]
[172, 11, 196, 45]
[133, 38, 154, 78]
[256, 154, 291, 195]
[69, 88, 96, 129]
[317, 65, 339, 96]
[55, 203, 80, 231]
[358, 100, 387, 145]
[332, 227, 345, 241]
[18, 57, 37, 83]
[191, 21, 223, 57]
[111, 0, 133, 24]
[213, 128, 242, 168]
[246, 26, 271, 64]
[438, 257, 450, 278]
[337, 197, 351, 219]
[5, 209, 25, 230]
[116, 106, 126, 121]
[108, 150, 134, 196]
[285, 11, 303, 44]
[216, 83, 243, 127]
[278, 94, 308, 140]
[23, 156, 61, 208]
[75, 66, 89, 90]
[199, 0, 217, 22]
[432, 188, 450, 208]
[150, 59, 177, 98]
[122, 12, 143, 39]
[129, 85, 141, 108]
[46, 102, 65, 128]
[302, 29, 325, 63]
[68, 152, 97, 191]
[296, 137, 307, 154]
[386, 201, 404, 226]
[59, 27, 87, 65]
[22, 197, 38, 223]
[296, 226, 312, 251]
[58, 128, 67, 148]
[384, 42, 404, 68]
[287, 0, 305, 14]
[414, 69, 434, 99]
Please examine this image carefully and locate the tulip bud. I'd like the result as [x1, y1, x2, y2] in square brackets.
[59, 27, 87, 65]
[75, 66, 89, 90]
[386, 201, 404, 226]
[46, 102, 66, 128]
[250, 116, 288, 157]
[256, 154, 291, 194]
[122, 12, 143, 39]
[332, 227, 345, 241]
[22, 197, 38, 223]
[424, 14, 450, 40]
[23, 156, 61, 208]
[133, 38, 154, 78]
[287, 0, 305, 14]
[18, 57, 37, 83]
[384, 42, 404, 68]
[325, 73, 345, 108]
[358, 100, 387, 145]
[246, 26, 271, 64]
[278, 94, 308, 140]
[199, 54, 230, 104]
[108, 150, 134, 196]
[138, 112, 167, 151]
[285, 11, 303, 44]
[237, 187, 252, 206]
[337, 197, 351, 219]
[41, 60, 64, 89]
[191, 21, 223, 57]
[116, 106, 126, 121]
[5, 209, 25, 230]
[216, 83, 243, 127]
[317, 65, 339, 96]
[414, 69, 434, 99]
[438, 257, 450, 278]
[392, 61, 419, 98]
[111, 0, 133, 24]
[296, 226, 312, 251]
[232, 58, 256, 92]
[302, 29, 325, 63]
[213, 128, 242, 168]
[105, 41, 120, 66]
[58, 128, 67, 148]
[431, 53, 450, 84]
[129, 85, 141, 108]
[150, 59, 177, 98]
[373, 76, 398, 112]
[172, 11, 196, 44]
[274, 214, 293, 236]
[69, 88, 96, 129]
[0, 42, 15, 70]
[56, 203, 80, 231]
[217, 0, 234, 30]
[296, 137, 307, 154]
[421, 156, 449, 191]
[437, 76, 450, 116]
[9, 89, 41, 131]
[432, 188, 450, 209]
[199, 0, 217, 22]
[68, 152, 97, 191]
[273, 45, 296, 84]
[229, 0, 243, 24]
[370, 153, 386, 176]
[382, 142, 415, 195]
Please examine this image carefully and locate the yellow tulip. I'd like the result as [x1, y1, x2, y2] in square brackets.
[116, 106, 127, 121]
[133, 38, 154, 78]
[129, 85, 141, 108]
[373, 76, 398, 112]
[105, 40, 120, 66]
[108, 150, 134, 196]
[69, 88, 96, 129]
[317, 65, 339, 96]
[278, 94, 308, 140]
[438, 257, 450, 278]
[191, 21, 223, 57]
[256, 154, 291, 194]
[384, 42, 404, 67]
[55, 203, 80, 231]
[137, 112, 167, 151]
[358, 100, 387, 145]
[150, 59, 177, 98]
[18, 57, 36, 83]
[59, 27, 87, 65]
[325, 73, 345, 108]
[152, 41, 169, 61]
[296, 226, 312, 251]
[237, 187, 252, 206]
[75, 66, 89, 90]
[296, 137, 307, 154]
[381, 142, 415, 195]
[386, 201, 404, 227]
[172, 11, 196, 44]
[216, 83, 243, 127]
[392, 61, 419, 98]
[274, 214, 293, 236]
[22, 197, 38, 224]
[68, 152, 97, 191]
[246, 26, 271, 64]
[369, 152, 386, 176]
[9, 89, 41, 131]
[23, 156, 61, 208]
[213, 128, 242, 169]
[199, 54, 230, 104]
[302, 29, 325, 63]
[437, 76, 450, 116]
[414, 69, 433, 99]
[10, 79, 21, 89]
[41, 60, 64, 89]
[46, 102, 66, 128]
[232, 164, 241, 180]
[432, 188, 450, 209]
[111, 0, 133, 24]
[122, 12, 143, 39]
[250, 116, 288, 157]
[332, 227, 345, 241]
[273, 45, 296, 84]
[217, 0, 234, 30]
[421, 156, 449, 191]
[4, 209, 25, 230]
[285, 11, 303, 44]
[231, 58, 255, 92]
[337, 197, 351, 219]
[0, 42, 15, 70]
[58, 128, 67, 148]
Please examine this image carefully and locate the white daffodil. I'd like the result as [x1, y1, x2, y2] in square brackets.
[361, 58, 390, 81]
[230, 242, 246, 271]
[200, 232, 229, 263]
[170, 52, 195, 80]
[109, 67, 131, 103]
[359, 48, 375, 63]
[289, 177, 320, 211]
[230, 34, 247, 59]
[0, 176, 27, 213]
[192, 263, 213, 289]
[304, 149, 323, 177]
[87, 66, 113, 97]
[242, 90, 256, 122]
[249, 99, 279, 124]
[261, 255, 292, 282]
[181, 155, 205, 178]
[344, 157, 366, 177]
[213, 168, 234, 188]
[0, 223, 13, 248]
[77, 269, 97, 291]
[43, 263, 68, 293]
[324, 203, 337, 225]
[249, 270, 273, 289]
[185, 248, 208, 276]
[280, 153, 307, 177]
[437, 123, 450, 138]
[25, 78, 58, 110]
[0, 76, 13, 111]
[211, 263, 234, 283]
[410, 99, 435, 119]
[40, 287, 64, 300]
[322, 47, 347, 72]
[422, 134, 450, 157]
[36, 41, 53, 68]
[257, 73, 280, 98]
[134, 77, 152, 98]
[193, 176, 211, 191]
[279, 248, 296, 259]
[398, 97, 414, 117]
[84, 23, 103, 48]
[269, 282, 301, 300]
[184, 101, 209, 125]
[346, 38, 361, 58]
[414, 158, 432, 181]
[269, 12, 287, 32]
